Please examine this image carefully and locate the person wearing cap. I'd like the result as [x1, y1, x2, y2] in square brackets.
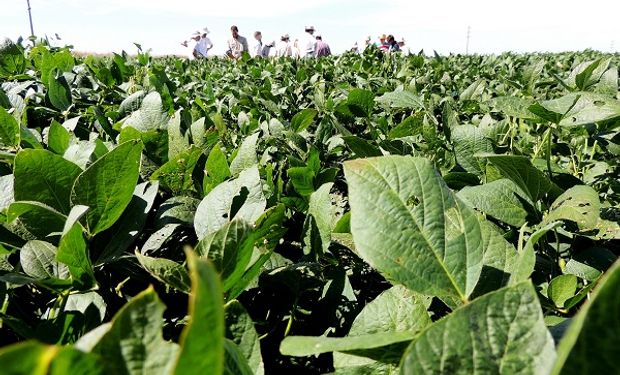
[253, 31, 274, 58]
[303, 25, 317, 57]
[315, 34, 331, 57]
[276, 34, 292, 57]
[377, 34, 389, 52]
[227, 25, 249, 59]
[193, 28, 213, 58]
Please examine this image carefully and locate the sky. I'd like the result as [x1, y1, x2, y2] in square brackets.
[2, 0, 620, 57]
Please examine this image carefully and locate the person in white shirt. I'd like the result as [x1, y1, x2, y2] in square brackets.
[227, 25, 249, 59]
[303, 25, 316, 57]
[276, 34, 292, 57]
[193, 28, 213, 58]
[252, 31, 274, 58]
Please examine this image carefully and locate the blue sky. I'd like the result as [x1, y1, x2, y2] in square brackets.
[3, 0, 619, 57]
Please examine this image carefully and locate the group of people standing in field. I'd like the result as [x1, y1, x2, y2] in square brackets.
[182, 25, 332, 59]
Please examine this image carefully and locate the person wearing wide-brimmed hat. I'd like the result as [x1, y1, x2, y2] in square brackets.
[193, 27, 213, 58]
[303, 25, 317, 57]
[276, 34, 292, 57]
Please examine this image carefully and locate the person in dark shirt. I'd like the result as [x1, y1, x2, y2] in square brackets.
[386, 34, 400, 52]
[315, 34, 331, 57]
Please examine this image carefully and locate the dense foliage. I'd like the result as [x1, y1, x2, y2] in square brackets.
[0, 37, 619, 374]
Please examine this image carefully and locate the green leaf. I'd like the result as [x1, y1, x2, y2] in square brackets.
[388, 113, 424, 139]
[451, 125, 493, 176]
[71, 140, 144, 235]
[0, 39, 26, 77]
[344, 156, 484, 301]
[166, 111, 190, 160]
[96, 181, 159, 264]
[20, 240, 68, 280]
[484, 154, 561, 202]
[544, 185, 600, 230]
[375, 90, 424, 109]
[332, 286, 430, 373]
[175, 254, 225, 375]
[151, 146, 201, 195]
[458, 179, 530, 227]
[91, 287, 179, 375]
[57, 223, 95, 290]
[510, 222, 561, 285]
[7, 201, 66, 239]
[552, 260, 620, 375]
[14, 149, 81, 214]
[280, 332, 417, 360]
[342, 136, 382, 158]
[557, 92, 620, 127]
[459, 79, 486, 102]
[47, 70, 72, 112]
[347, 89, 375, 118]
[203, 144, 231, 195]
[122, 92, 169, 132]
[194, 166, 266, 240]
[230, 132, 259, 176]
[290, 108, 318, 132]
[196, 219, 254, 292]
[302, 183, 334, 256]
[47, 120, 71, 155]
[0, 342, 104, 375]
[225, 301, 264, 375]
[548, 274, 578, 308]
[224, 340, 254, 375]
[135, 252, 191, 293]
[491, 96, 537, 119]
[0, 106, 20, 147]
[400, 282, 555, 375]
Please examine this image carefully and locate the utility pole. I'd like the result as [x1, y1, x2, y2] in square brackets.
[26, 0, 35, 37]
[465, 26, 471, 54]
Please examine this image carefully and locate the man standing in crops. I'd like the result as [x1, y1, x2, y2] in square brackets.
[253, 31, 274, 58]
[276, 34, 293, 57]
[303, 25, 316, 57]
[227, 25, 249, 59]
[315, 34, 331, 57]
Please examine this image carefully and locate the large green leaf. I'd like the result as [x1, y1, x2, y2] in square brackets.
[552, 260, 620, 375]
[20, 240, 68, 280]
[196, 219, 254, 292]
[375, 90, 424, 110]
[543, 185, 600, 231]
[135, 252, 191, 293]
[14, 149, 81, 214]
[347, 89, 375, 118]
[91, 287, 179, 375]
[0, 106, 20, 147]
[225, 301, 264, 375]
[47, 70, 72, 112]
[0, 342, 104, 375]
[70, 140, 144, 235]
[174, 254, 225, 375]
[451, 125, 493, 176]
[0, 39, 26, 77]
[458, 179, 530, 227]
[230, 132, 259, 176]
[344, 156, 484, 301]
[194, 166, 266, 240]
[203, 144, 231, 195]
[122, 92, 169, 132]
[302, 183, 334, 256]
[290, 108, 318, 132]
[7, 201, 66, 239]
[57, 223, 95, 290]
[484, 154, 561, 202]
[400, 282, 555, 375]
